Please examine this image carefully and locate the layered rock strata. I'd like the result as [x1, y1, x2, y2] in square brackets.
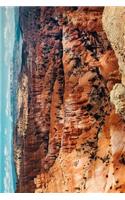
[15, 7, 125, 193]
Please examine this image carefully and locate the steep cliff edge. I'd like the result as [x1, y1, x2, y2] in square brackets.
[15, 7, 125, 193]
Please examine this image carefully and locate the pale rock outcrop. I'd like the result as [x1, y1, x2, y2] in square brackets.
[103, 7, 125, 119]
[110, 84, 125, 119]
[103, 7, 125, 78]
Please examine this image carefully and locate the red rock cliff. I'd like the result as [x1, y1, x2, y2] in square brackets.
[15, 7, 125, 193]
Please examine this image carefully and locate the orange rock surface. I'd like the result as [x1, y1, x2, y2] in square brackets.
[15, 7, 125, 193]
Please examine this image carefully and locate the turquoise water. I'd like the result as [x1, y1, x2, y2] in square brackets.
[0, 7, 22, 193]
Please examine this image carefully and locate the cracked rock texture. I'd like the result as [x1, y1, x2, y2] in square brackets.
[15, 7, 125, 193]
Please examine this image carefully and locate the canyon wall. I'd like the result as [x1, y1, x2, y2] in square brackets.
[15, 7, 125, 193]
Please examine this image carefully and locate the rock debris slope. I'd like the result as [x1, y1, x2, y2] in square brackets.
[14, 7, 125, 192]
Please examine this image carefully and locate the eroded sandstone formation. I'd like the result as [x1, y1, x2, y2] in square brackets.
[15, 7, 125, 193]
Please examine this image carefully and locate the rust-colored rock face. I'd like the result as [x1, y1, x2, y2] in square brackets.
[15, 7, 125, 193]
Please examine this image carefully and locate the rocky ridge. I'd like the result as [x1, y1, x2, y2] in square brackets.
[14, 7, 125, 193]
